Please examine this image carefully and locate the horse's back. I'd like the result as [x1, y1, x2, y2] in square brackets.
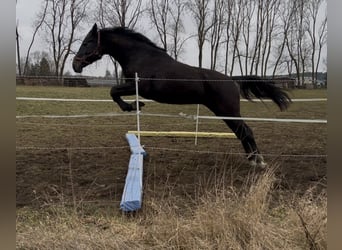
[135, 53, 240, 109]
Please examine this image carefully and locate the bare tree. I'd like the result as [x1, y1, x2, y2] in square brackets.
[149, 0, 170, 51]
[94, 0, 144, 80]
[230, 0, 280, 76]
[148, 0, 190, 60]
[306, 0, 325, 86]
[16, 0, 21, 75]
[169, 0, 189, 60]
[222, 0, 326, 79]
[223, 0, 234, 75]
[239, 0, 256, 75]
[208, 0, 225, 70]
[281, 0, 310, 86]
[16, 25, 21, 75]
[272, 0, 295, 76]
[297, 0, 310, 86]
[229, 0, 244, 75]
[187, 0, 212, 68]
[315, 14, 327, 81]
[19, 0, 49, 75]
[42, 0, 89, 77]
[261, 0, 280, 76]
[249, 0, 266, 75]
[285, 25, 301, 83]
[98, 0, 143, 28]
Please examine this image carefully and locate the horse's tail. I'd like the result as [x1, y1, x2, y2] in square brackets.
[233, 75, 291, 111]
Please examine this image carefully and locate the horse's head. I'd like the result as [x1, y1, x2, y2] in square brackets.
[72, 24, 103, 73]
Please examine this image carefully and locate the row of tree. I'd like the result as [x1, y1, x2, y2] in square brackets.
[16, 0, 327, 86]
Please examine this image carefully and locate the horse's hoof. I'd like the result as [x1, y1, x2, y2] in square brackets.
[249, 160, 257, 167]
[248, 160, 267, 169]
[122, 104, 133, 112]
[258, 161, 267, 169]
[248, 154, 267, 169]
[130, 101, 145, 111]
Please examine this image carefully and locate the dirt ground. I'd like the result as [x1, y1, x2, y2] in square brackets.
[16, 87, 327, 208]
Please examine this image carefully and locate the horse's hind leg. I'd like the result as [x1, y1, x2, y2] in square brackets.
[224, 119, 267, 168]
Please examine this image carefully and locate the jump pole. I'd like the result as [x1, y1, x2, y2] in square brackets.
[127, 130, 236, 138]
[120, 73, 146, 212]
[120, 133, 146, 212]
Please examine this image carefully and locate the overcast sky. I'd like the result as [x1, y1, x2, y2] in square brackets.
[16, 0, 327, 77]
[16, 0, 204, 77]
[16, 0, 126, 76]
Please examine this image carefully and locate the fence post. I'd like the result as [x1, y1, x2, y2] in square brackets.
[135, 72, 141, 142]
[195, 104, 200, 145]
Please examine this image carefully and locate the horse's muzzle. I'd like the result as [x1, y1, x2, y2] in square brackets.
[72, 57, 83, 73]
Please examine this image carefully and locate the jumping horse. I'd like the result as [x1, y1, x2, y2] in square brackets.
[73, 24, 291, 167]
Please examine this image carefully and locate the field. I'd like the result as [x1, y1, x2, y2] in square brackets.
[16, 86, 327, 249]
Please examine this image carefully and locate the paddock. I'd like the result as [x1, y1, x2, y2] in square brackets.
[16, 85, 327, 208]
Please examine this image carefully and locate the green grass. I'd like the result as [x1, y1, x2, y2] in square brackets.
[16, 85, 328, 99]
[16, 85, 110, 99]
[16, 86, 327, 119]
[286, 88, 327, 99]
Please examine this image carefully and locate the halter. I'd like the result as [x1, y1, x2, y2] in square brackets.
[73, 31, 102, 65]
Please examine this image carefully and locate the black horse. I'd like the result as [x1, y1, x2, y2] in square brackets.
[73, 24, 291, 167]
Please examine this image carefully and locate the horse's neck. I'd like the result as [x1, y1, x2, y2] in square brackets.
[104, 47, 129, 68]
[109, 51, 142, 76]
[105, 39, 161, 75]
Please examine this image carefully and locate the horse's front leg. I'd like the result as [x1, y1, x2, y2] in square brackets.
[110, 83, 145, 112]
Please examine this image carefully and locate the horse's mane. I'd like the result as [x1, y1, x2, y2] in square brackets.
[103, 27, 166, 52]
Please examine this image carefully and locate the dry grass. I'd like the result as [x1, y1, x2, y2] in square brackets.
[16, 86, 327, 249]
[16, 166, 327, 250]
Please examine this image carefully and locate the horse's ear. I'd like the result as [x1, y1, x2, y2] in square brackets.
[92, 23, 98, 34]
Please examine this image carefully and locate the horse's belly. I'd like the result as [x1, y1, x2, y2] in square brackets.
[141, 85, 204, 105]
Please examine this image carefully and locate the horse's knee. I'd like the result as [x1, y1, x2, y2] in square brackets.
[110, 88, 124, 104]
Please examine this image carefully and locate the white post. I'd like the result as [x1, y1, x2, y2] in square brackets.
[135, 72, 141, 142]
[195, 104, 200, 145]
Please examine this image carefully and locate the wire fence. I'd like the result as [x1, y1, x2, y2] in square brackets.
[15, 145, 327, 159]
[16, 74, 328, 95]
[16, 76, 327, 211]
[16, 73, 327, 159]
[16, 117, 327, 159]
[17, 75, 300, 82]
[16, 111, 327, 124]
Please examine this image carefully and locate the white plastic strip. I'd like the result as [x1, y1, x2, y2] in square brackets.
[16, 97, 327, 102]
[197, 115, 327, 124]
